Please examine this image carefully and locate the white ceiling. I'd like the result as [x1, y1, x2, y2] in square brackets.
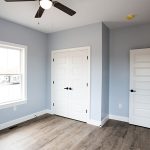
[0, 0, 150, 33]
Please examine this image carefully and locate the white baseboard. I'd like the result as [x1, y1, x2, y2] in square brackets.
[0, 109, 48, 131]
[109, 115, 129, 122]
[101, 115, 109, 127]
[46, 109, 54, 114]
[87, 114, 128, 127]
[87, 119, 101, 127]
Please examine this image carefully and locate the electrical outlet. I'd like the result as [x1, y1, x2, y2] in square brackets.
[119, 104, 122, 109]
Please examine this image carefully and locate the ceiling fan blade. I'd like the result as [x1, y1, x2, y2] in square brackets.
[35, 6, 45, 18]
[53, 1, 76, 16]
[5, 0, 36, 1]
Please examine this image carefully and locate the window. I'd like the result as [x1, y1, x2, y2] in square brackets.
[0, 41, 27, 108]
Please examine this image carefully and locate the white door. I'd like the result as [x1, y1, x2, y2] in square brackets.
[52, 51, 69, 117]
[129, 48, 150, 128]
[52, 47, 90, 122]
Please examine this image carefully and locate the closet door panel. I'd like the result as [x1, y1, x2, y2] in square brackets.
[68, 49, 89, 122]
[52, 48, 90, 122]
[53, 52, 69, 117]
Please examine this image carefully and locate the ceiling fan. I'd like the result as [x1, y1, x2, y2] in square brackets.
[4, 0, 76, 18]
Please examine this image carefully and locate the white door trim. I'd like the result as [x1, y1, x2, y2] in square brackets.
[51, 46, 91, 123]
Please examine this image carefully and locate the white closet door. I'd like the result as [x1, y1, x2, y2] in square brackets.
[68, 49, 89, 122]
[52, 47, 90, 122]
[53, 51, 70, 118]
[130, 48, 150, 128]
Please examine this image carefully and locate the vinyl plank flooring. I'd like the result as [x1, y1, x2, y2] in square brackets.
[0, 115, 150, 150]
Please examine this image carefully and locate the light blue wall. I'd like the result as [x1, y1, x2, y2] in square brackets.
[2, 17, 148, 124]
[109, 24, 150, 117]
[0, 19, 48, 124]
[47, 23, 103, 121]
[101, 23, 109, 120]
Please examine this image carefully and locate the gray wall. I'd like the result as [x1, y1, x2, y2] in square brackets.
[47, 23, 103, 121]
[101, 23, 109, 120]
[109, 24, 150, 117]
[0, 19, 48, 124]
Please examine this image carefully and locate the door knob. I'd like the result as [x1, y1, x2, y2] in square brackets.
[64, 87, 69, 90]
[68, 87, 72, 90]
[130, 89, 136, 92]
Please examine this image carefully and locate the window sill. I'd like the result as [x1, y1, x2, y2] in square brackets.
[0, 99, 27, 110]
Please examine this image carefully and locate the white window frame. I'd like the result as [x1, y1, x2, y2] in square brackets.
[0, 41, 27, 109]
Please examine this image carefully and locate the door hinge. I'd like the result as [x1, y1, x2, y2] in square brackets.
[86, 83, 88, 87]
[53, 103, 55, 106]
[87, 56, 88, 60]
[53, 81, 54, 84]
[53, 58, 54, 62]
[86, 109, 87, 113]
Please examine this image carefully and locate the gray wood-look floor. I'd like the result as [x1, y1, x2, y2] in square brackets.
[0, 115, 150, 150]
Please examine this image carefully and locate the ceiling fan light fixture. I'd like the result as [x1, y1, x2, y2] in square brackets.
[40, 0, 52, 10]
